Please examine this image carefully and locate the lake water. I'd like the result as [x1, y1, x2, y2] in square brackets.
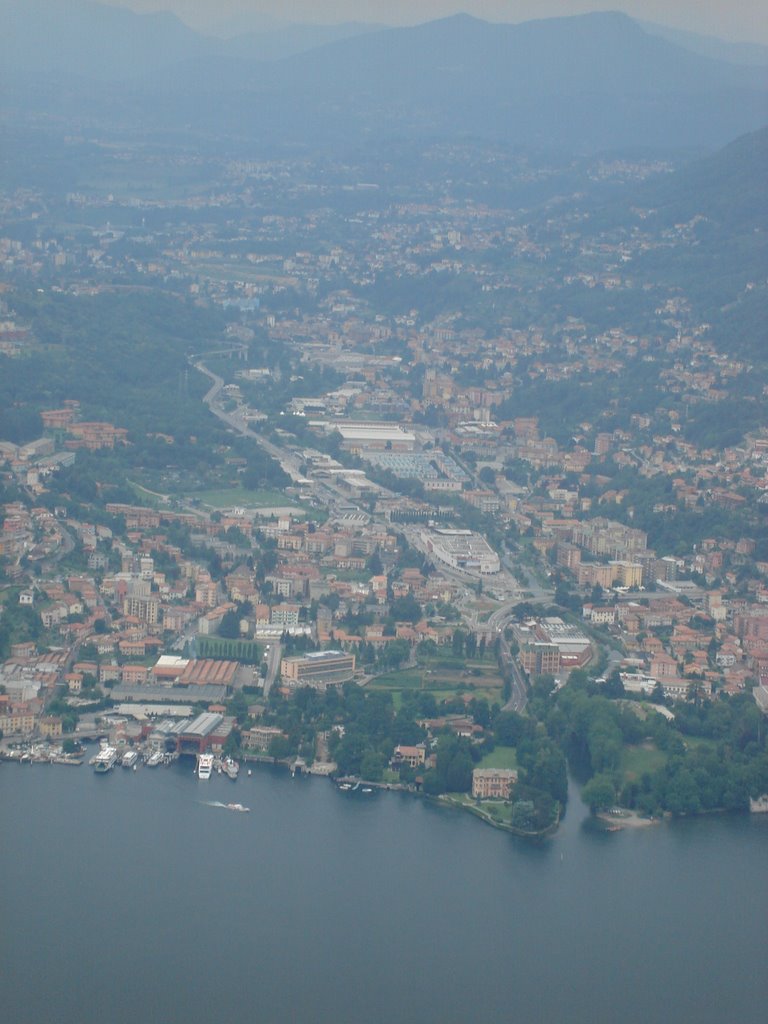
[1, 761, 767, 1024]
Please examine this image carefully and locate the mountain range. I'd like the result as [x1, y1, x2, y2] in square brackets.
[587, 126, 768, 363]
[0, 0, 380, 75]
[1, 2, 766, 152]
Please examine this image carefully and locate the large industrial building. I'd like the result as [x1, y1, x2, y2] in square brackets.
[281, 650, 356, 690]
[321, 421, 416, 452]
[514, 617, 593, 677]
[422, 527, 500, 576]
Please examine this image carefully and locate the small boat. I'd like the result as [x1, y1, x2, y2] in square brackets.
[247, 769, 252, 777]
[362, 787, 373, 794]
[223, 757, 240, 780]
[226, 803, 249, 813]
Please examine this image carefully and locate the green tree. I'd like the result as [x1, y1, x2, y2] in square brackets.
[465, 632, 478, 659]
[218, 609, 241, 639]
[378, 639, 410, 670]
[360, 750, 385, 782]
[582, 773, 617, 813]
[452, 629, 465, 658]
[228, 690, 249, 726]
[389, 594, 422, 624]
[268, 735, 292, 761]
[366, 549, 383, 575]
[510, 800, 536, 830]
[334, 732, 370, 776]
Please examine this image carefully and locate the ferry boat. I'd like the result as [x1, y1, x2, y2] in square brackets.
[92, 746, 118, 773]
[121, 750, 139, 769]
[145, 750, 164, 768]
[197, 753, 214, 780]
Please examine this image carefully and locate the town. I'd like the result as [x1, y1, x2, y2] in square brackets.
[1, 129, 767, 832]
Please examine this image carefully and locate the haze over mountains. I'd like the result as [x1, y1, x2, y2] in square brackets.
[2, 1, 766, 152]
[577, 125, 768, 362]
[0, 0, 381, 74]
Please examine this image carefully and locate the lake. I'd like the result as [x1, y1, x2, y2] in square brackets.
[1, 761, 766, 1024]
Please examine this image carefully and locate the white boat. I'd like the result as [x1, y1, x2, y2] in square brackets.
[226, 803, 249, 813]
[121, 750, 139, 769]
[146, 751, 164, 768]
[92, 746, 118, 773]
[224, 757, 240, 780]
[197, 753, 214, 780]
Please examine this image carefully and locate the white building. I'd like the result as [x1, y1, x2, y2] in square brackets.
[422, 528, 500, 576]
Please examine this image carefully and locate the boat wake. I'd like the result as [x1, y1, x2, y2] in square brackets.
[202, 800, 250, 813]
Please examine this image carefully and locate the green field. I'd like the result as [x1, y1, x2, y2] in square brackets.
[368, 671, 422, 690]
[367, 651, 505, 708]
[683, 736, 717, 752]
[127, 481, 167, 506]
[429, 687, 500, 704]
[622, 743, 667, 779]
[478, 746, 518, 770]
[464, 600, 500, 623]
[444, 793, 514, 825]
[197, 635, 262, 665]
[191, 486, 299, 510]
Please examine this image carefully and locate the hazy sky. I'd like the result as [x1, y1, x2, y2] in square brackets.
[104, 1, 768, 43]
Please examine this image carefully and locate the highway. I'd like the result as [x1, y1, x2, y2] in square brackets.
[263, 641, 282, 698]
[501, 549, 554, 606]
[193, 359, 305, 483]
[483, 602, 530, 714]
[499, 630, 529, 713]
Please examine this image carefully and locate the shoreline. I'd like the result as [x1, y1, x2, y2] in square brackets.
[437, 792, 561, 839]
[596, 809, 659, 829]
[3, 752, 755, 837]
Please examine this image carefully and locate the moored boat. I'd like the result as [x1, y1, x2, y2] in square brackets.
[197, 753, 214, 780]
[92, 746, 118, 773]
